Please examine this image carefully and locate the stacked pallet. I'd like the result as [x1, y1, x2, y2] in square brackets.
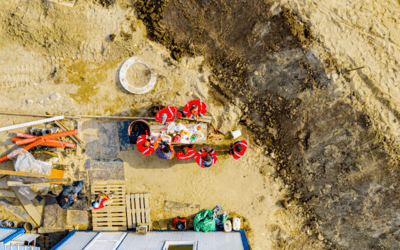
[125, 193, 151, 229]
[91, 184, 127, 231]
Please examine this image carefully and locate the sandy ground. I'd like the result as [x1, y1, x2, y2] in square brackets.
[1, 0, 399, 249]
[286, 0, 400, 148]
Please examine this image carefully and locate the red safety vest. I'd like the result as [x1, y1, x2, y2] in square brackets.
[93, 197, 109, 210]
[176, 147, 196, 160]
[230, 140, 247, 160]
[155, 106, 181, 124]
[183, 100, 208, 118]
[194, 150, 218, 168]
[136, 134, 154, 155]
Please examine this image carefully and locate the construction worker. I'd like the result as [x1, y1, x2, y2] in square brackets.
[183, 100, 208, 120]
[176, 145, 196, 160]
[155, 106, 182, 125]
[227, 140, 248, 160]
[195, 148, 218, 168]
[56, 181, 84, 209]
[89, 191, 115, 210]
[155, 140, 175, 159]
[136, 133, 155, 155]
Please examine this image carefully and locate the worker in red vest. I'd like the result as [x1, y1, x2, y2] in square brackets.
[136, 133, 155, 155]
[155, 106, 182, 125]
[176, 146, 196, 160]
[89, 191, 115, 210]
[195, 148, 218, 168]
[183, 100, 207, 120]
[227, 140, 248, 160]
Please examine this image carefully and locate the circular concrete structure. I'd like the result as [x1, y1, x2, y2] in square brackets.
[119, 57, 157, 94]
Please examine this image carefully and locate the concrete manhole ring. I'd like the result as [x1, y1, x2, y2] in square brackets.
[119, 57, 157, 94]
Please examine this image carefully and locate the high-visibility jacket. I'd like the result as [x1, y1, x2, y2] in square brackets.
[176, 147, 196, 160]
[155, 106, 181, 124]
[183, 100, 208, 118]
[136, 134, 154, 155]
[93, 197, 110, 210]
[194, 149, 218, 168]
[230, 140, 248, 160]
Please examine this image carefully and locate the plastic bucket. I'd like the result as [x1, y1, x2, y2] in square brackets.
[231, 130, 241, 139]
[24, 222, 34, 231]
[128, 119, 150, 144]
[223, 220, 232, 232]
[232, 218, 240, 231]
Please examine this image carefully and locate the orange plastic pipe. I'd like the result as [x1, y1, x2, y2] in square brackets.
[12, 138, 75, 149]
[16, 132, 34, 138]
[42, 140, 76, 149]
[0, 138, 44, 163]
[15, 130, 77, 145]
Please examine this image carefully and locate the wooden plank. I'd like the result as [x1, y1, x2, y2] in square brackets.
[76, 121, 82, 156]
[0, 111, 213, 122]
[12, 187, 42, 225]
[180, 115, 212, 123]
[131, 194, 136, 228]
[0, 170, 48, 178]
[92, 213, 127, 218]
[7, 181, 50, 188]
[144, 193, 150, 225]
[150, 124, 208, 144]
[0, 116, 64, 132]
[0, 198, 29, 221]
[140, 193, 145, 225]
[0, 189, 16, 197]
[93, 217, 127, 222]
[126, 194, 132, 229]
[134, 194, 140, 224]
[92, 207, 127, 213]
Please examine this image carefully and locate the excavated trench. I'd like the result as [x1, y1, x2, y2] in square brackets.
[134, 0, 400, 249]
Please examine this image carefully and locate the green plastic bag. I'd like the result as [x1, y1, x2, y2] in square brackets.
[193, 209, 216, 232]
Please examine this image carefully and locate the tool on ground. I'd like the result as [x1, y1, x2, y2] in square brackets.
[208, 122, 225, 141]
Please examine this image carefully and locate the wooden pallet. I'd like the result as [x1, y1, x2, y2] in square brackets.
[125, 193, 151, 229]
[91, 184, 127, 231]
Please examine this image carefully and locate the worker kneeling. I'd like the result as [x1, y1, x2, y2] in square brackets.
[176, 145, 196, 160]
[155, 106, 182, 125]
[195, 148, 218, 168]
[155, 139, 175, 160]
[136, 133, 155, 155]
[183, 100, 207, 121]
[227, 140, 248, 160]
